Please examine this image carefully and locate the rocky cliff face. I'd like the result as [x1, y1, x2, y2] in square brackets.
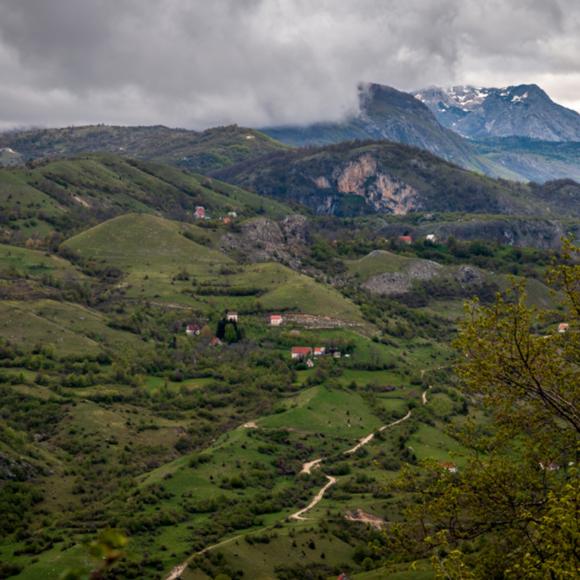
[333, 154, 418, 215]
[415, 84, 580, 142]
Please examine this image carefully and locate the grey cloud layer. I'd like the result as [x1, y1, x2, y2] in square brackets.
[0, 0, 578, 129]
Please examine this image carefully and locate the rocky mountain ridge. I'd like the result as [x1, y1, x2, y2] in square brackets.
[414, 84, 580, 142]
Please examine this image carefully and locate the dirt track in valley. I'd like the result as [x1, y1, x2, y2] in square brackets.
[165, 385, 431, 579]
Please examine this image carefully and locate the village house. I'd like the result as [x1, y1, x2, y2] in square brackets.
[291, 346, 313, 360]
[306, 359, 315, 368]
[313, 346, 326, 356]
[194, 206, 206, 219]
[222, 216, 233, 225]
[226, 311, 239, 322]
[333, 351, 342, 359]
[558, 322, 569, 333]
[185, 323, 201, 336]
[440, 461, 458, 473]
[269, 314, 283, 327]
[425, 234, 437, 243]
[398, 234, 413, 244]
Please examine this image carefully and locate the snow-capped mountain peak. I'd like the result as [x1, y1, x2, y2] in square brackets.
[413, 84, 580, 141]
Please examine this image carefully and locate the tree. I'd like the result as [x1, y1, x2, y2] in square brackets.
[392, 241, 579, 578]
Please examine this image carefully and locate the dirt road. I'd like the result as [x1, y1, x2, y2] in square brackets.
[345, 410, 413, 455]
[289, 475, 337, 520]
[300, 458, 323, 474]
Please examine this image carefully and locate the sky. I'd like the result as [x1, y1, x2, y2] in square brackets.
[0, 0, 579, 130]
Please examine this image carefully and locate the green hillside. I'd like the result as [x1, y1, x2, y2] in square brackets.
[0, 154, 292, 244]
[0, 125, 288, 173]
[216, 140, 580, 218]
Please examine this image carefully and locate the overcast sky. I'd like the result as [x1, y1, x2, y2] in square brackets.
[0, 0, 579, 130]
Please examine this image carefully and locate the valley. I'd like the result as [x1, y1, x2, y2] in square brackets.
[0, 137, 576, 580]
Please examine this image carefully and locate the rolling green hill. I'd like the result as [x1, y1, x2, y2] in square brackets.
[0, 125, 288, 173]
[0, 154, 292, 244]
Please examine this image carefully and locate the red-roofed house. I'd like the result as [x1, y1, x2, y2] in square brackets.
[313, 346, 326, 356]
[270, 314, 283, 327]
[291, 347, 313, 360]
[558, 323, 569, 333]
[440, 461, 458, 473]
[185, 324, 201, 336]
[194, 206, 206, 219]
[398, 235, 413, 245]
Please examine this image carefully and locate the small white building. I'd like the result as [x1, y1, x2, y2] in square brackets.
[270, 314, 283, 327]
[425, 234, 437, 243]
[226, 311, 239, 322]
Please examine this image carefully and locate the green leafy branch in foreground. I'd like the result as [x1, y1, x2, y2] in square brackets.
[389, 240, 579, 578]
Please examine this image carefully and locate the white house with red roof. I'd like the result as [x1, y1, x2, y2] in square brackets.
[270, 314, 283, 327]
[291, 347, 313, 360]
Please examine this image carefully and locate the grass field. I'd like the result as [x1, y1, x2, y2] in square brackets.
[0, 299, 144, 355]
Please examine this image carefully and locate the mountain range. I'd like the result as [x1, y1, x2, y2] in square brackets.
[414, 84, 580, 142]
[0, 82, 579, 185]
[263, 83, 580, 183]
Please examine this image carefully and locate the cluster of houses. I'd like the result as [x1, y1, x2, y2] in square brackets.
[185, 311, 346, 365]
[194, 206, 238, 224]
[397, 233, 437, 245]
[291, 345, 347, 367]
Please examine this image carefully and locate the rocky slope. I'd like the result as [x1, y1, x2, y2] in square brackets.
[215, 140, 580, 219]
[415, 84, 580, 142]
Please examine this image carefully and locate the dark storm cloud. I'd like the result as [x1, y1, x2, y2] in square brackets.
[0, 0, 578, 129]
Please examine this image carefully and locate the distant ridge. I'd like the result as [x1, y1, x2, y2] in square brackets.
[414, 84, 580, 142]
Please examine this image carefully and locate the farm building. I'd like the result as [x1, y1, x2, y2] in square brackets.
[313, 346, 326, 356]
[185, 324, 201, 336]
[226, 311, 239, 322]
[558, 322, 569, 333]
[291, 347, 313, 360]
[425, 234, 437, 243]
[270, 314, 283, 326]
[439, 461, 458, 473]
[194, 206, 206, 219]
[398, 235, 413, 244]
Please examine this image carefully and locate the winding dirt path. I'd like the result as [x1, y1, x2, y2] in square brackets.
[289, 475, 337, 520]
[300, 458, 323, 474]
[165, 383, 432, 578]
[345, 410, 413, 455]
[166, 532, 248, 580]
